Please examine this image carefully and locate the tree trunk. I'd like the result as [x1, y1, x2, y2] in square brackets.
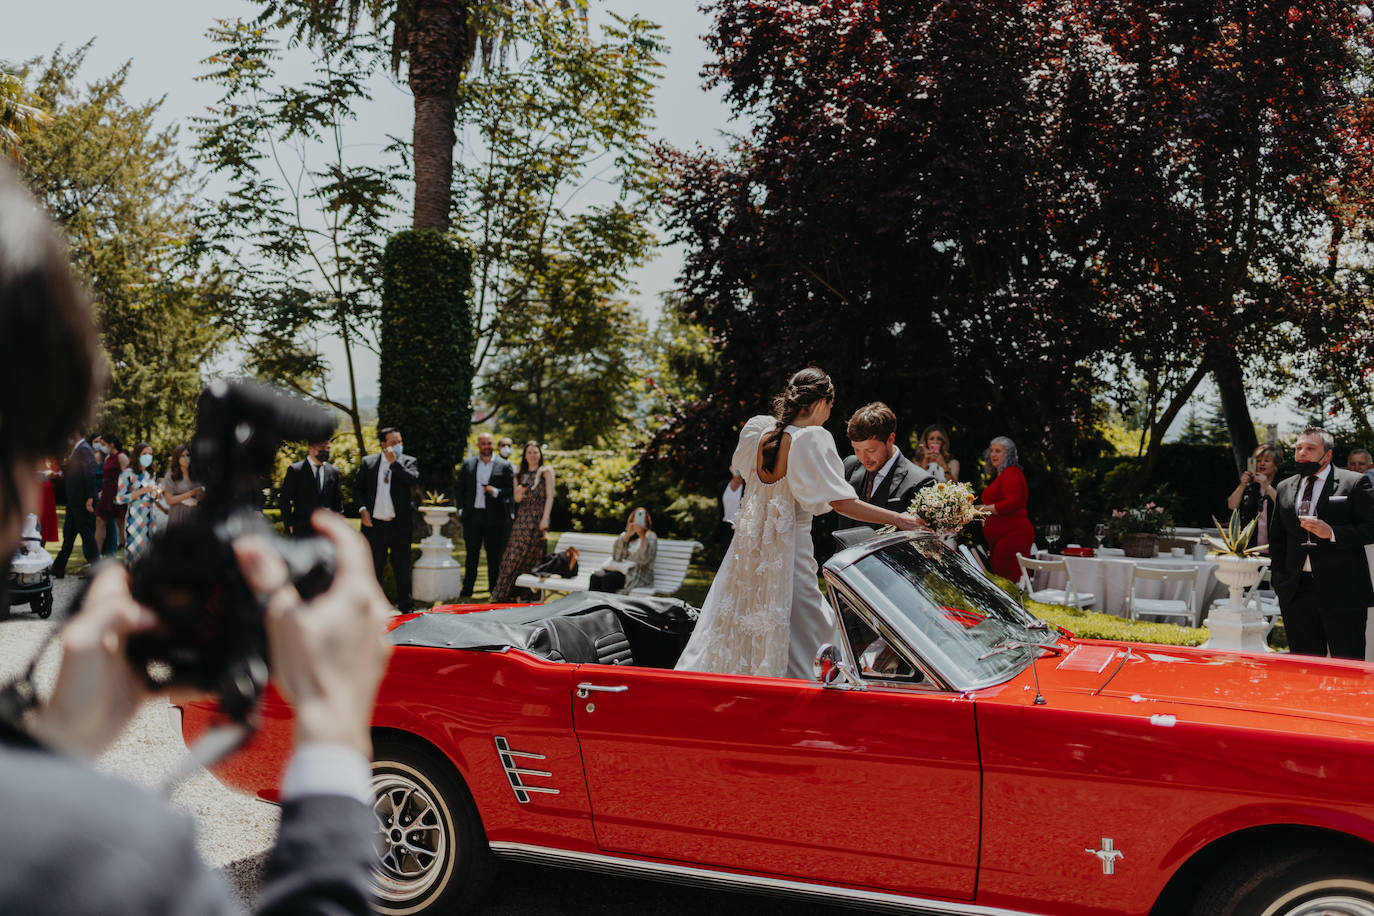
[408, 0, 465, 231]
[1118, 364, 1209, 506]
[1209, 345, 1257, 473]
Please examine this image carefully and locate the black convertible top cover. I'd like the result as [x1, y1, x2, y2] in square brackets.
[388, 592, 698, 652]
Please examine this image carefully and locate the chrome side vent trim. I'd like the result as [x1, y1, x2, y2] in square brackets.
[494, 736, 559, 804]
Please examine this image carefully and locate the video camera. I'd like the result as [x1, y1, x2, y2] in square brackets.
[125, 380, 337, 722]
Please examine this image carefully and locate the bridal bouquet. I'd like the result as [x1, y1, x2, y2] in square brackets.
[880, 481, 991, 535]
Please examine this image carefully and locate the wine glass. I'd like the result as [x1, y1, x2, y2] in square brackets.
[1044, 523, 1061, 552]
[1298, 496, 1318, 547]
[1094, 523, 1107, 548]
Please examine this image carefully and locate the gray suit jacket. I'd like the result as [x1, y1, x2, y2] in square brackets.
[0, 735, 374, 915]
[836, 451, 933, 530]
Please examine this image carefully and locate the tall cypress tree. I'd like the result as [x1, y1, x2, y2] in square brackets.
[378, 229, 473, 497]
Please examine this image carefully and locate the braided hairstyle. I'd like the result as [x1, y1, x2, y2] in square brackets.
[759, 367, 835, 474]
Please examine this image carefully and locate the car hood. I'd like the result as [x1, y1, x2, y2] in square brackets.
[1096, 642, 1374, 726]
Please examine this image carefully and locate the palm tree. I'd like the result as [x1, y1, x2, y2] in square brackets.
[262, 0, 582, 231]
[0, 72, 51, 162]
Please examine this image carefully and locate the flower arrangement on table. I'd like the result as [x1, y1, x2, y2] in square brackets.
[881, 481, 992, 535]
[1102, 501, 1175, 545]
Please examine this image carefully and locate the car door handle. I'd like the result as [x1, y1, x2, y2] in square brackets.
[576, 683, 629, 698]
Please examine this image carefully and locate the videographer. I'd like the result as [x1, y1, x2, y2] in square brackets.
[0, 164, 390, 914]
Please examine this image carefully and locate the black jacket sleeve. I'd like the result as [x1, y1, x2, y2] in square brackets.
[279, 464, 299, 530]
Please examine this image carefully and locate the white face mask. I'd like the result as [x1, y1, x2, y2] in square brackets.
[139, 453, 153, 469]
[390, 443, 403, 457]
[498, 446, 512, 458]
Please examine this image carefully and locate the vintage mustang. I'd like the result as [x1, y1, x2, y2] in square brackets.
[179, 533, 1374, 916]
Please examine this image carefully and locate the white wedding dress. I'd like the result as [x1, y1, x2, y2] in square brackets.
[676, 416, 855, 678]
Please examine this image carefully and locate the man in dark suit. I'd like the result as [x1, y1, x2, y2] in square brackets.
[836, 402, 933, 532]
[456, 431, 514, 597]
[355, 426, 421, 611]
[1269, 427, 1374, 659]
[279, 438, 344, 538]
[0, 162, 383, 915]
[52, 432, 102, 576]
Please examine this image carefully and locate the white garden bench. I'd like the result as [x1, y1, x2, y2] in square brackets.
[514, 531, 702, 599]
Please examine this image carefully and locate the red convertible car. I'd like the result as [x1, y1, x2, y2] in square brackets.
[179, 533, 1374, 916]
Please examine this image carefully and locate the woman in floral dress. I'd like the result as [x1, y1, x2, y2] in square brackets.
[490, 441, 556, 602]
[115, 442, 161, 566]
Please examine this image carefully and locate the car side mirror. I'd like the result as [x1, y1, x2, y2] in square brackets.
[813, 643, 865, 691]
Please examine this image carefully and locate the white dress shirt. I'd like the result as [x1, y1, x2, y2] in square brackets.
[372, 457, 396, 521]
[867, 448, 901, 500]
[474, 456, 494, 509]
[1299, 462, 1334, 572]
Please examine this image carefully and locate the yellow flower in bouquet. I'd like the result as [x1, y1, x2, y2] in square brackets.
[904, 481, 991, 533]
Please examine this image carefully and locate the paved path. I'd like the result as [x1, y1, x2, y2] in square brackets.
[2, 576, 851, 915]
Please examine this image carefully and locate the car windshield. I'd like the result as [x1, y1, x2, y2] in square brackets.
[851, 538, 1048, 688]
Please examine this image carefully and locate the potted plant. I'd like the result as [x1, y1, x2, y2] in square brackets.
[1201, 509, 1272, 653]
[1202, 509, 1270, 595]
[1103, 502, 1175, 558]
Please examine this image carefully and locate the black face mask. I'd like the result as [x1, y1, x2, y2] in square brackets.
[1295, 460, 1323, 477]
[316, 450, 331, 464]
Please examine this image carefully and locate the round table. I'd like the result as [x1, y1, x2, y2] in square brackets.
[1032, 549, 1225, 624]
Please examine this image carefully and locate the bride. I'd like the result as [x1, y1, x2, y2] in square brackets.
[676, 368, 921, 679]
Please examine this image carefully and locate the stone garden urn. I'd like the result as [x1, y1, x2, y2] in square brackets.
[1201, 555, 1271, 653]
[412, 506, 463, 604]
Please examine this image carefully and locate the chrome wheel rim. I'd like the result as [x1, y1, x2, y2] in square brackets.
[370, 770, 450, 903]
[1283, 899, 1374, 916]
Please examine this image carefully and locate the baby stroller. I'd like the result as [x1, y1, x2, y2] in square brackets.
[8, 513, 54, 619]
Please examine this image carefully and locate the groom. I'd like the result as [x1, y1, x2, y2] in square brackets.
[837, 402, 932, 533]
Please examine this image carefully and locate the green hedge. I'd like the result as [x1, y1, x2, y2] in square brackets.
[544, 447, 720, 550]
[378, 230, 474, 496]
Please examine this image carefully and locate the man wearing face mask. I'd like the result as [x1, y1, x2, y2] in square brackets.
[279, 439, 344, 539]
[355, 427, 420, 611]
[1269, 427, 1374, 658]
[456, 431, 514, 598]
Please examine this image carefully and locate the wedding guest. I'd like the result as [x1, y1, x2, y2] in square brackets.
[1269, 427, 1374, 658]
[976, 436, 1034, 580]
[916, 424, 961, 482]
[1347, 448, 1371, 474]
[838, 402, 931, 532]
[491, 441, 555, 602]
[457, 431, 514, 598]
[114, 442, 160, 566]
[718, 468, 745, 552]
[591, 507, 659, 594]
[355, 427, 420, 612]
[37, 456, 60, 543]
[94, 433, 125, 557]
[279, 438, 343, 538]
[161, 444, 205, 527]
[1227, 443, 1282, 550]
[53, 433, 101, 577]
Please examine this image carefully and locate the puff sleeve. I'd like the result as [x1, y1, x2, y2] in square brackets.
[788, 426, 855, 516]
[731, 415, 776, 480]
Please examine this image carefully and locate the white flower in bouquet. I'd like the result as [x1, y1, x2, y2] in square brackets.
[879, 481, 991, 535]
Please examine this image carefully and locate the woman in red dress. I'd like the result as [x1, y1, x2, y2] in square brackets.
[977, 437, 1035, 581]
[38, 456, 60, 543]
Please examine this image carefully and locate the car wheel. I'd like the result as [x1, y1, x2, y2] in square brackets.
[1191, 846, 1374, 916]
[34, 591, 52, 619]
[370, 737, 492, 915]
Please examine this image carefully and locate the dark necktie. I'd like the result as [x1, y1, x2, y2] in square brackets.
[864, 472, 874, 501]
[1299, 475, 1317, 515]
[314, 464, 322, 494]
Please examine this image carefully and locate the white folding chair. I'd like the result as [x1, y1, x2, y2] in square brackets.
[1127, 566, 1198, 626]
[1016, 555, 1095, 609]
